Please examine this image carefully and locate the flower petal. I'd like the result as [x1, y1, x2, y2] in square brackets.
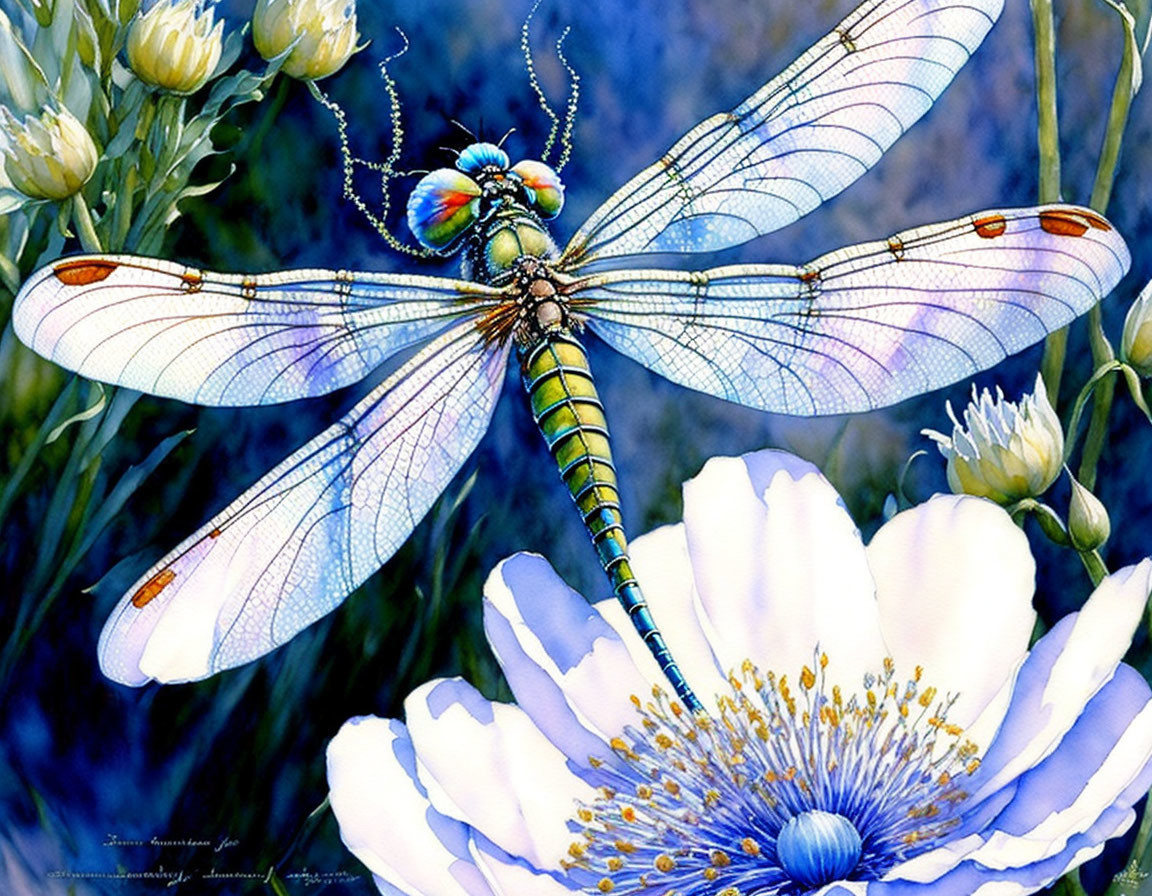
[404, 677, 594, 870]
[327, 716, 493, 896]
[898, 664, 1152, 884]
[966, 663, 1152, 866]
[683, 451, 885, 686]
[875, 805, 1135, 895]
[622, 522, 728, 701]
[469, 834, 575, 896]
[969, 560, 1152, 802]
[867, 494, 1035, 726]
[482, 554, 653, 765]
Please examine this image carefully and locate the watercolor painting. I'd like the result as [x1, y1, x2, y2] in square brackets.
[2, 0, 1151, 893]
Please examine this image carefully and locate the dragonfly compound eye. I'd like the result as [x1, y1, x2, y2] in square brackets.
[406, 168, 481, 251]
[511, 159, 564, 218]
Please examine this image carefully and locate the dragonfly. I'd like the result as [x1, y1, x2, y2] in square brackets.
[12, 0, 1130, 713]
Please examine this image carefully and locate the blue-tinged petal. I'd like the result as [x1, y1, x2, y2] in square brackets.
[469, 833, 575, 896]
[406, 168, 481, 250]
[867, 494, 1035, 727]
[326, 716, 494, 896]
[968, 561, 1152, 803]
[627, 523, 727, 700]
[482, 554, 655, 763]
[964, 665, 1152, 865]
[682, 450, 885, 687]
[404, 678, 594, 871]
[873, 802, 1138, 895]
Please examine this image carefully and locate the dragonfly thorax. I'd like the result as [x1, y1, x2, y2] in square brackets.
[476, 254, 578, 351]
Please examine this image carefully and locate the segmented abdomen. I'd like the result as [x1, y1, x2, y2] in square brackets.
[521, 331, 698, 709]
[523, 332, 625, 571]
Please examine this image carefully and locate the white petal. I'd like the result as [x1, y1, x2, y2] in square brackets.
[683, 451, 885, 686]
[620, 522, 728, 700]
[482, 555, 653, 758]
[326, 716, 492, 896]
[968, 671, 1152, 867]
[470, 836, 575, 896]
[867, 494, 1035, 726]
[972, 560, 1152, 801]
[404, 678, 594, 870]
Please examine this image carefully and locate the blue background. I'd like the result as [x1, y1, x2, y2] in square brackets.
[2, 0, 1151, 892]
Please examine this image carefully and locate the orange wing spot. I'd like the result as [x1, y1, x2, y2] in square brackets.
[1039, 209, 1092, 237]
[181, 270, 204, 292]
[240, 276, 258, 299]
[800, 267, 821, 283]
[209, 527, 222, 539]
[1081, 210, 1112, 231]
[131, 568, 176, 608]
[887, 236, 906, 259]
[972, 215, 1007, 239]
[53, 259, 119, 286]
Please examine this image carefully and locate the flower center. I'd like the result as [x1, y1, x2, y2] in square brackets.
[776, 810, 862, 889]
[564, 655, 981, 896]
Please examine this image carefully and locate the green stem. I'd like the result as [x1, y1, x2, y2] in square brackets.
[71, 193, 104, 253]
[1076, 2, 1138, 491]
[1064, 360, 1121, 461]
[1056, 868, 1090, 896]
[1031, 0, 1065, 402]
[1088, 4, 1137, 213]
[1079, 369, 1115, 490]
[1079, 548, 1109, 586]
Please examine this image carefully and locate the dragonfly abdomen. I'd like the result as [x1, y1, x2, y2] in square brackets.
[522, 331, 702, 712]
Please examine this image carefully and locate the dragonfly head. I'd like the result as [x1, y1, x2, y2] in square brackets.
[406, 142, 565, 252]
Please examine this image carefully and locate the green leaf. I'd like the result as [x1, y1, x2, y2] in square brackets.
[58, 428, 190, 576]
[46, 380, 105, 443]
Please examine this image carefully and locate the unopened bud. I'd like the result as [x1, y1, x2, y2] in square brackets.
[253, 0, 358, 81]
[1122, 280, 1152, 378]
[0, 105, 98, 200]
[1067, 475, 1110, 552]
[126, 0, 224, 94]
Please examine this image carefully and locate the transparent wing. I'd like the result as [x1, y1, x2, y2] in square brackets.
[98, 321, 509, 686]
[573, 206, 1129, 415]
[560, 0, 1002, 269]
[13, 254, 505, 406]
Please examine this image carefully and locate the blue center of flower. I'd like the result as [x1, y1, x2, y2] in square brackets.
[776, 810, 862, 889]
[564, 656, 981, 896]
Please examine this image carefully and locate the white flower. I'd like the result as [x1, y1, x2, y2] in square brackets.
[252, 0, 358, 81]
[0, 105, 98, 200]
[1122, 279, 1152, 378]
[924, 373, 1064, 504]
[327, 450, 1152, 896]
[126, 0, 224, 94]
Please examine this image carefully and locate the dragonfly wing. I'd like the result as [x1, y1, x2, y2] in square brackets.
[575, 206, 1129, 415]
[560, 0, 1002, 268]
[97, 321, 509, 686]
[13, 254, 505, 406]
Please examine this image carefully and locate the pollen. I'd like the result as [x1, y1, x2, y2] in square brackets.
[565, 653, 978, 894]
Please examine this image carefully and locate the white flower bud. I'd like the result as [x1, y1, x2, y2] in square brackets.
[923, 373, 1064, 505]
[126, 0, 224, 95]
[1122, 279, 1152, 378]
[1067, 475, 1110, 552]
[253, 0, 358, 81]
[0, 105, 98, 200]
